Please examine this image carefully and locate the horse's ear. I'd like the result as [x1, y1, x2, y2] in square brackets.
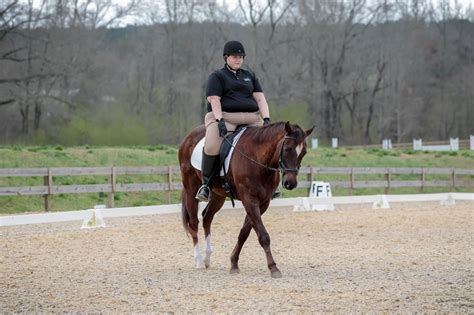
[285, 121, 292, 134]
[305, 126, 315, 136]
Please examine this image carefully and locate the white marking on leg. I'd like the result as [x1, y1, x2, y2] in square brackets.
[194, 243, 205, 269]
[204, 235, 213, 268]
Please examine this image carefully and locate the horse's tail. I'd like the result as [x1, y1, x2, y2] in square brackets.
[181, 190, 191, 237]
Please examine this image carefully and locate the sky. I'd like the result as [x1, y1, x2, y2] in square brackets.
[218, 0, 474, 10]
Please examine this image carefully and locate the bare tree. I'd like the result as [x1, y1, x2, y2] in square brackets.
[238, 0, 269, 57]
[298, 0, 380, 141]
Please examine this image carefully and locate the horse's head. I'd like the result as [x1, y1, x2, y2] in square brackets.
[279, 122, 314, 190]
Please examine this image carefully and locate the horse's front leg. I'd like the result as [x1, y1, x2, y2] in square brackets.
[243, 201, 282, 278]
[202, 195, 225, 268]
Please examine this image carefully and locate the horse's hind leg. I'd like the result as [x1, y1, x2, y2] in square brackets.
[230, 215, 252, 274]
[202, 195, 226, 268]
[182, 189, 206, 269]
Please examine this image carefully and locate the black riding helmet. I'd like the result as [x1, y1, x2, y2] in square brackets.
[223, 41, 246, 57]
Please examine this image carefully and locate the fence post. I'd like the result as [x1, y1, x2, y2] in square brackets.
[450, 138, 459, 151]
[306, 166, 313, 195]
[107, 167, 116, 208]
[382, 139, 392, 150]
[384, 168, 390, 194]
[451, 168, 456, 192]
[43, 168, 52, 212]
[419, 168, 425, 193]
[348, 167, 354, 196]
[167, 166, 173, 204]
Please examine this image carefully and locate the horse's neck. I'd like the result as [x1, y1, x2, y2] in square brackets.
[250, 126, 285, 166]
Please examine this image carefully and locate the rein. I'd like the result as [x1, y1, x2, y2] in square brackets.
[223, 132, 300, 175]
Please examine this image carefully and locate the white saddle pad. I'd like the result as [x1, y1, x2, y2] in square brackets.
[191, 128, 247, 176]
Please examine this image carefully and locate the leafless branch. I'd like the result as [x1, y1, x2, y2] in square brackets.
[0, 98, 15, 106]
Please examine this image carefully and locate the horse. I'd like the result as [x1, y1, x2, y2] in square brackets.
[178, 121, 314, 278]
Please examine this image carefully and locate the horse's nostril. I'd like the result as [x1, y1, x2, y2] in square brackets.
[283, 181, 297, 190]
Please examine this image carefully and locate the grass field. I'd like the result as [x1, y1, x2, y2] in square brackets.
[1, 145, 473, 214]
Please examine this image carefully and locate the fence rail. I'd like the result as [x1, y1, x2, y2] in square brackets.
[1, 166, 473, 211]
[346, 139, 471, 150]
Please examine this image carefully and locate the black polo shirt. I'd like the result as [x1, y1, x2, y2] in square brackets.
[206, 66, 263, 113]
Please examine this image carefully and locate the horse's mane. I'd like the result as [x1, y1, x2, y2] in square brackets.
[243, 122, 286, 143]
[244, 121, 305, 143]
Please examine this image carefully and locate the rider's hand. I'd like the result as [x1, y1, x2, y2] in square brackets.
[217, 118, 227, 137]
[263, 117, 271, 125]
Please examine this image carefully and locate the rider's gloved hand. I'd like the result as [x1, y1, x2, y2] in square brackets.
[217, 118, 227, 137]
[263, 117, 271, 125]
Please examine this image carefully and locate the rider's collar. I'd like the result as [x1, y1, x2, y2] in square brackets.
[225, 63, 242, 74]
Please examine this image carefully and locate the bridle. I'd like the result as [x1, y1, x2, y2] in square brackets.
[277, 135, 301, 175]
[223, 133, 302, 175]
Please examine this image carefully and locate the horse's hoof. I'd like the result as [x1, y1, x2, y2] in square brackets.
[271, 269, 283, 278]
[195, 260, 206, 269]
[229, 267, 240, 274]
[204, 252, 212, 268]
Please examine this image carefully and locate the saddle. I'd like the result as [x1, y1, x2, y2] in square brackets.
[190, 126, 247, 176]
[219, 125, 247, 169]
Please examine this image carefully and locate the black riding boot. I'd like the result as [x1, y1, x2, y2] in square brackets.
[272, 191, 281, 199]
[195, 151, 219, 202]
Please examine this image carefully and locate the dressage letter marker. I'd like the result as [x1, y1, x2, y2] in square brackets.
[308, 181, 335, 211]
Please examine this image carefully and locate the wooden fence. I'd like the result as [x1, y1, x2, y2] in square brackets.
[1, 166, 473, 211]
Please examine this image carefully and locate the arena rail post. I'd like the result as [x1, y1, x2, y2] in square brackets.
[43, 168, 52, 212]
[306, 166, 314, 195]
[384, 168, 391, 195]
[419, 168, 425, 193]
[167, 166, 173, 204]
[107, 167, 116, 208]
[451, 168, 456, 192]
[348, 167, 354, 196]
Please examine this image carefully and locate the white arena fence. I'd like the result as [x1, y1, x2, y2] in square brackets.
[1, 193, 473, 228]
[313, 137, 473, 150]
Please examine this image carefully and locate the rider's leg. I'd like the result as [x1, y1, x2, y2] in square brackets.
[196, 113, 227, 202]
[195, 151, 220, 202]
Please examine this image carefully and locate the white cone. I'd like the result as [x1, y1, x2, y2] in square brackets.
[372, 195, 390, 209]
[440, 193, 456, 206]
[81, 209, 106, 229]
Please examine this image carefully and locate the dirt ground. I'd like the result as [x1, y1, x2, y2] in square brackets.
[1, 201, 473, 313]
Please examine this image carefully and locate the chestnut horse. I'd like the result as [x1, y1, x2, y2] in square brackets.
[179, 121, 314, 278]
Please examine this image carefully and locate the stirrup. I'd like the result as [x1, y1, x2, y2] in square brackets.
[272, 191, 281, 199]
[195, 185, 210, 202]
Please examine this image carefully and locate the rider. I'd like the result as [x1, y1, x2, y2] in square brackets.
[196, 40, 272, 202]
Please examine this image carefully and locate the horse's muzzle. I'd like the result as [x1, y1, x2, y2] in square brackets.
[283, 179, 297, 190]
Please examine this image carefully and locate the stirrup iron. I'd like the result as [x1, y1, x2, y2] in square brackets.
[196, 185, 210, 202]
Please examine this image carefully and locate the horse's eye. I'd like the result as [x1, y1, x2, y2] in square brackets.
[284, 147, 292, 153]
